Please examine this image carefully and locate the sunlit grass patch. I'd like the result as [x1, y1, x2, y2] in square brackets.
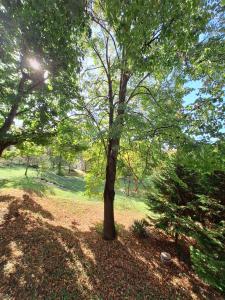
[0, 166, 149, 213]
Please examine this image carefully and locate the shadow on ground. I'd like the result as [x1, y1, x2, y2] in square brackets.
[42, 172, 85, 192]
[0, 194, 222, 300]
[0, 177, 50, 197]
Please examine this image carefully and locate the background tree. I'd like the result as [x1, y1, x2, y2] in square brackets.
[18, 141, 44, 176]
[50, 120, 87, 176]
[2, 147, 20, 165]
[0, 0, 86, 155]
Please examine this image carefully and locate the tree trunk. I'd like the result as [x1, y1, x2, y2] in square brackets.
[0, 75, 27, 156]
[25, 157, 30, 177]
[57, 153, 63, 176]
[175, 232, 179, 248]
[134, 176, 139, 193]
[103, 72, 129, 240]
[0, 142, 15, 157]
[68, 162, 72, 174]
[103, 139, 119, 240]
[127, 176, 131, 196]
[0, 145, 4, 157]
[0, 75, 26, 136]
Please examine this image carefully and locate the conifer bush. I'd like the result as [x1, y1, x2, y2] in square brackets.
[148, 160, 225, 293]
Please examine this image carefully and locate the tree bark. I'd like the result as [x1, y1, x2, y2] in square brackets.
[25, 157, 30, 177]
[103, 72, 129, 240]
[57, 153, 63, 176]
[103, 139, 118, 239]
[0, 141, 17, 157]
[127, 176, 131, 196]
[68, 163, 72, 174]
[0, 145, 4, 157]
[175, 232, 179, 248]
[0, 74, 27, 157]
[0, 75, 27, 137]
[134, 176, 139, 193]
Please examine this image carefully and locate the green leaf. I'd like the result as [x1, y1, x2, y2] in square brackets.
[48, 84, 53, 91]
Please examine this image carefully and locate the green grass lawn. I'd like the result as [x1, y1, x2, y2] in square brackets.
[0, 165, 149, 214]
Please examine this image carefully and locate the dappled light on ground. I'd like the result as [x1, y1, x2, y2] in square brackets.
[0, 166, 149, 214]
[0, 177, 49, 197]
[0, 192, 222, 300]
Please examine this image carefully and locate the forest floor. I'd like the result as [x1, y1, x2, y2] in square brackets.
[0, 189, 223, 300]
[0, 166, 223, 299]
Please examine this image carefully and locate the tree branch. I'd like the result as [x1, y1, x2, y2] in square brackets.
[126, 73, 150, 103]
[91, 42, 109, 79]
[89, 10, 120, 60]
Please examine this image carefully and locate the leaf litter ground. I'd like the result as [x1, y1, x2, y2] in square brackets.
[0, 189, 222, 300]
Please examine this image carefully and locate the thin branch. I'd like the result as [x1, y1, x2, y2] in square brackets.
[16, 108, 29, 116]
[83, 65, 104, 73]
[78, 101, 107, 154]
[130, 86, 162, 109]
[128, 110, 154, 125]
[89, 10, 120, 60]
[142, 17, 176, 50]
[91, 42, 109, 78]
[126, 73, 150, 103]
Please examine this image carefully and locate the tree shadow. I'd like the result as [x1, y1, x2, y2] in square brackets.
[0, 194, 90, 299]
[41, 172, 86, 193]
[21, 194, 54, 220]
[0, 176, 50, 197]
[0, 195, 16, 203]
[0, 179, 10, 188]
[0, 193, 222, 300]
[75, 229, 221, 300]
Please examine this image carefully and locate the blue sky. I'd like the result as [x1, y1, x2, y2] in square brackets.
[184, 79, 225, 136]
[183, 80, 202, 105]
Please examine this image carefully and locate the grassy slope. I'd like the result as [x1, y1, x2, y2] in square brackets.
[0, 165, 148, 214]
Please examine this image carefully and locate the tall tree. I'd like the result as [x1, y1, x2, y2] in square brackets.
[83, 0, 214, 239]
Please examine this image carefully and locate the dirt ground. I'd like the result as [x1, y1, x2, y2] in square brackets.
[0, 189, 223, 300]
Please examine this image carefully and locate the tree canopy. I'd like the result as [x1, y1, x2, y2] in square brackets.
[0, 0, 86, 154]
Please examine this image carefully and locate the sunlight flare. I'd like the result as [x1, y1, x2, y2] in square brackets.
[28, 58, 41, 70]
